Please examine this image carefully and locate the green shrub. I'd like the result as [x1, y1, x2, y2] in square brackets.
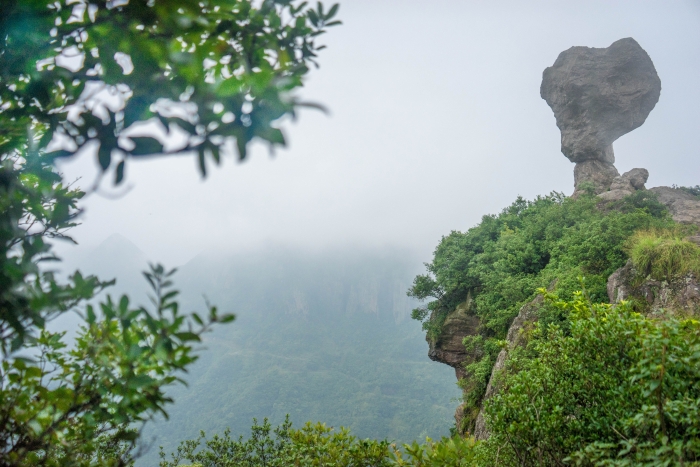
[479, 291, 700, 466]
[391, 435, 478, 467]
[159, 416, 393, 467]
[627, 227, 700, 281]
[409, 191, 672, 429]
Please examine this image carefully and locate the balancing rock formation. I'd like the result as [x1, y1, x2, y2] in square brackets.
[540, 38, 661, 195]
[430, 37, 700, 442]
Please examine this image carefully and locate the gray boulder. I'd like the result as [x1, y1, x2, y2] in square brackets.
[597, 168, 649, 201]
[610, 168, 649, 191]
[541, 38, 661, 194]
[608, 260, 700, 317]
[649, 186, 700, 225]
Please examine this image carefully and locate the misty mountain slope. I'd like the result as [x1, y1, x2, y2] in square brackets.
[60, 233, 151, 299]
[66, 242, 460, 466]
[49, 234, 152, 338]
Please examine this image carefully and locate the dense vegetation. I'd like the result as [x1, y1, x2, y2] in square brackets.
[408, 190, 674, 430]
[478, 290, 700, 466]
[158, 191, 700, 467]
[159, 417, 393, 467]
[4, 1, 699, 466]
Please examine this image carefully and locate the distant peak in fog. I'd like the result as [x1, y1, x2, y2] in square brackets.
[95, 233, 145, 256]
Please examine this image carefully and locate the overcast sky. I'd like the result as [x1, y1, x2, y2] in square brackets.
[56, 0, 700, 267]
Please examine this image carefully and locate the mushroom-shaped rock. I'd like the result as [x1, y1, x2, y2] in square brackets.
[541, 38, 661, 194]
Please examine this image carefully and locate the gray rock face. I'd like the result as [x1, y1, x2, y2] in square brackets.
[541, 38, 661, 194]
[608, 260, 700, 317]
[597, 168, 649, 202]
[427, 299, 479, 381]
[574, 160, 620, 196]
[649, 187, 700, 225]
[611, 168, 649, 191]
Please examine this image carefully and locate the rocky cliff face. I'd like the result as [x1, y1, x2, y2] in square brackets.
[427, 37, 699, 439]
[427, 298, 479, 381]
[650, 187, 700, 225]
[607, 259, 700, 317]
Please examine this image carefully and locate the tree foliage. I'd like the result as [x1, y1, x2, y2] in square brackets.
[478, 290, 700, 466]
[1, 265, 233, 466]
[159, 416, 393, 467]
[408, 191, 673, 430]
[390, 436, 477, 467]
[0, 1, 339, 465]
[1, 0, 340, 179]
[0, 152, 104, 352]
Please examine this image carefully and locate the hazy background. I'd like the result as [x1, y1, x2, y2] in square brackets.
[54, 0, 700, 267]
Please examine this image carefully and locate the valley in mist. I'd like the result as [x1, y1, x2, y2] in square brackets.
[59, 235, 461, 466]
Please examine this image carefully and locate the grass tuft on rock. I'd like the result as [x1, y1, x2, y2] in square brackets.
[627, 227, 700, 281]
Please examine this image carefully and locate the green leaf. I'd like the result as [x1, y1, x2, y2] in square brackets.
[197, 148, 207, 176]
[259, 127, 286, 146]
[129, 137, 164, 156]
[220, 313, 236, 323]
[115, 160, 125, 184]
[236, 135, 248, 161]
[98, 144, 112, 171]
[175, 332, 201, 342]
[44, 149, 74, 160]
[86, 305, 96, 324]
[218, 79, 244, 97]
[326, 3, 339, 20]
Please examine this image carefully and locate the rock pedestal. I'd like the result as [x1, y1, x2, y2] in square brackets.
[541, 38, 661, 195]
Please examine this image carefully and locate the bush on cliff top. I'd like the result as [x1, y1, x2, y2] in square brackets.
[408, 190, 672, 431]
[479, 291, 700, 466]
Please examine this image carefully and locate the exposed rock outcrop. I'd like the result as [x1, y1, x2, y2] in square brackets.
[574, 160, 620, 196]
[607, 260, 700, 317]
[430, 38, 696, 442]
[427, 298, 479, 381]
[649, 186, 700, 225]
[541, 38, 661, 195]
[597, 168, 649, 201]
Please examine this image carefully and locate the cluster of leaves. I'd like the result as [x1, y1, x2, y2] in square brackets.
[477, 290, 700, 466]
[1, 265, 234, 466]
[0, 1, 338, 464]
[627, 226, 700, 282]
[160, 415, 482, 467]
[159, 416, 393, 467]
[408, 191, 672, 430]
[390, 436, 477, 467]
[1, 0, 340, 183]
[178, 288, 699, 467]
[0, 152, 108, 352]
